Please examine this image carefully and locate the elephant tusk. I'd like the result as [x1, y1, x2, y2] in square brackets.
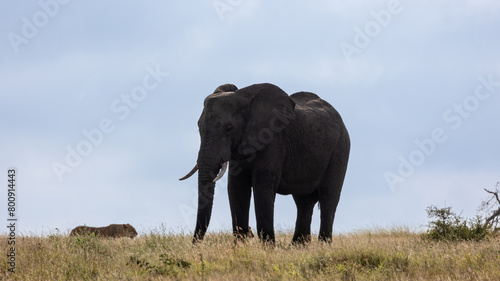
[179, 164, 198, 181]
[212, 161, 228, 183]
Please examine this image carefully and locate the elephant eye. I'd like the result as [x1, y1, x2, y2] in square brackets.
[226, 125, 232, 133]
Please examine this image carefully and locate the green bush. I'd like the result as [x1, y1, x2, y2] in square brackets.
[422, 206, 490, 242]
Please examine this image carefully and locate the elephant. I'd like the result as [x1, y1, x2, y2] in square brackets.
[180, 83, 350, 244]
[69, 224, 138, 238]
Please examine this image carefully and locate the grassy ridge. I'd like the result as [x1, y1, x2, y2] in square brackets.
[1, 229, 499, 280]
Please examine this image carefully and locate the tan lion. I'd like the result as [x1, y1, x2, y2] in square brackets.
[70, 223, 138, 238]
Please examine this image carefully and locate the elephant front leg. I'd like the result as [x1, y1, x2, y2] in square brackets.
[252, 168, 277, 244]
[228, 167, 252, 240]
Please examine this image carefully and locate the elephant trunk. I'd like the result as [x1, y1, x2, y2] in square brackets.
[193, 151, 220, 242]
[193, 170, 215, 242]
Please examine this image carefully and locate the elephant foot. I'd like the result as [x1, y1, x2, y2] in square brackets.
[258, 233, 276, 246]
[233, 226, 254, 244]
[318, 233, 333, 244]
[291, 234, 311, 246]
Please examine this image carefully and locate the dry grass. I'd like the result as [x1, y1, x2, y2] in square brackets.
[1, 228, 499, 280]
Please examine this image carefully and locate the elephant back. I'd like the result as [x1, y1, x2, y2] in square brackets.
[290, 92, 325, 107]
[290, 91, 337, 114]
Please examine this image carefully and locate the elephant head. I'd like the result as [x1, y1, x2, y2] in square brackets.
[180, 83, 296, 242]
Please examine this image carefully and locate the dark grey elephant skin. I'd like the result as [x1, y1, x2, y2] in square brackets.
[180, 83, 350, 244]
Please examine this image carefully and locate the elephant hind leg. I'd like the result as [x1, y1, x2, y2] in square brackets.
[292, 192, 318, 244]
[318, 148, 349, 242]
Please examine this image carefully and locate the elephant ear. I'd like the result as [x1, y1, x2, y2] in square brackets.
[237, 83, 296, 155]
[214, 83, 238, 94]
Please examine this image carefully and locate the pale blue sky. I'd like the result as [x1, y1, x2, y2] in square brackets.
[1, 0, 499, 236]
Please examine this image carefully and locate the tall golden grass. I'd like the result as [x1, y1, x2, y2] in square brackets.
[1, 228, 499, 280]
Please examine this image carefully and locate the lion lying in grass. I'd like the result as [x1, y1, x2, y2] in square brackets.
[70, 224, 138, 238]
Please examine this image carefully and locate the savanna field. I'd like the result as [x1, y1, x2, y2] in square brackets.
[1, 228, 499, 280]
